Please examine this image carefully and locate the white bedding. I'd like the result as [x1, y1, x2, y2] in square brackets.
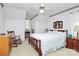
[30, 31, 66, 55]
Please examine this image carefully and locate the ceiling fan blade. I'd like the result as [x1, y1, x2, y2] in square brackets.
[31, 13, 39, 19]
[45, 7, 54, 11]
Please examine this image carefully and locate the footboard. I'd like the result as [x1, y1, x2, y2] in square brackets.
[29, 37, 42, 56]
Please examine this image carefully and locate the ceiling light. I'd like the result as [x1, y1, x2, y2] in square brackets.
[39, 9, 45, 13]
[39, 3, 45, 13]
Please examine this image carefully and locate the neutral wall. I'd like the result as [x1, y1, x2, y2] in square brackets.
[32, 14, 50, 33]
[25, 20, 32, 31]
[5, 19, 25, 41]
[49, 7, 79, 36]
[2, 4, 79, 39]
[4, 6, 26, 41]
[0, 5, 5, 34]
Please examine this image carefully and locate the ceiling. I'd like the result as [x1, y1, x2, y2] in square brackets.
[3, 3, 79, 19]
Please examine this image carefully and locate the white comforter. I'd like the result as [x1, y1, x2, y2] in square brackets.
[30, 31, 66, 55]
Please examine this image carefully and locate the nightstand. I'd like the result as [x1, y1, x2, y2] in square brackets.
[66, 38, 79, 51]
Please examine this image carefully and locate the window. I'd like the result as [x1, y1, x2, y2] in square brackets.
[53, 21, 63, 29]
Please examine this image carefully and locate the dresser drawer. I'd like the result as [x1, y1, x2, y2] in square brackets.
[66, 44, 72, 49]
[66, 38, 78, 50]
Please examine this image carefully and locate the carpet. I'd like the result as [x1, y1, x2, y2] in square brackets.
[10, 40, 79, 56]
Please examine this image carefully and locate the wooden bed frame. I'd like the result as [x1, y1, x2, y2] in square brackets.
[28, 30, 68, 56]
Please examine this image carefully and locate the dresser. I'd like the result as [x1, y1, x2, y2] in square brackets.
[0, 35, 12, 56]
[66, 38, 79, 51]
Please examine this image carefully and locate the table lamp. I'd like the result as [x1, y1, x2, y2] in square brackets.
[74, 25, 79, 39]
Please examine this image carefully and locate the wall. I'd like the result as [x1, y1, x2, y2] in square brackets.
[5, 19, 25, 41]
[3, 4, 79, 39]
[0, 5, 5, 34]
[49, 7, 79, 36]
[25, 20, 32, 31]
[49, 12, 71, 32]
[4, 6, 26, 41]
[32, 14, 50, 33]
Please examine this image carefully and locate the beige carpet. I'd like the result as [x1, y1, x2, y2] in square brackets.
[10, 40, 79, 56]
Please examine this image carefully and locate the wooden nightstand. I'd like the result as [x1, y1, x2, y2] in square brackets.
[66, 38, 79, 52]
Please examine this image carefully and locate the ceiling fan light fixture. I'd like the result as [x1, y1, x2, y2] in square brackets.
[39, 9, 45, 13]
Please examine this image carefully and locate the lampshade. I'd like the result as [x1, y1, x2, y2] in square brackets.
[74, 25, 79, 32]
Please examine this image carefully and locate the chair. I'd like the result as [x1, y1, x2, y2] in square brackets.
[0, 33, 5, 35]
[7, 31, 22, 47]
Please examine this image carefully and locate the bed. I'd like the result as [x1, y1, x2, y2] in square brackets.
[29, 30, 68, 56]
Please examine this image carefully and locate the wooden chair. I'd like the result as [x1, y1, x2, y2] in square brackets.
[0, 33, 5, 35]
[7, 31, 22, 47]
[15, 35, 22, 45]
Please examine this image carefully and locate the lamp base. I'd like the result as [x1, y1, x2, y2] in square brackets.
[77, 32, 79, 39]
[74, 32, 77, 38]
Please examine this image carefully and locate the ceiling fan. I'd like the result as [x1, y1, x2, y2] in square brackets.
[39, 3, 45, 13]
[39, 3, 53, 13]
[30, 3, 53, 19]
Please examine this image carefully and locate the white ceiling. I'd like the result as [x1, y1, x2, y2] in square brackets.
[4, 3, 79, 19]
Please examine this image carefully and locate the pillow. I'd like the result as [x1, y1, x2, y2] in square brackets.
[53, 30, 58, 32]
[47, 31, 53, 33]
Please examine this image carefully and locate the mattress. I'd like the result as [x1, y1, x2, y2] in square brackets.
[30, 31, 66, 55]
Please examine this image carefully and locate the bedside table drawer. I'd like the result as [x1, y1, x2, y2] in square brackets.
[66, 44, 72, 49]
[73, 46, 77, 49]
[66, 38, 79, 51]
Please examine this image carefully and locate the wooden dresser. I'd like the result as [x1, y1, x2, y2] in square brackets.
[66, 38, 79, 51]
[0, 35, 12, 56]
